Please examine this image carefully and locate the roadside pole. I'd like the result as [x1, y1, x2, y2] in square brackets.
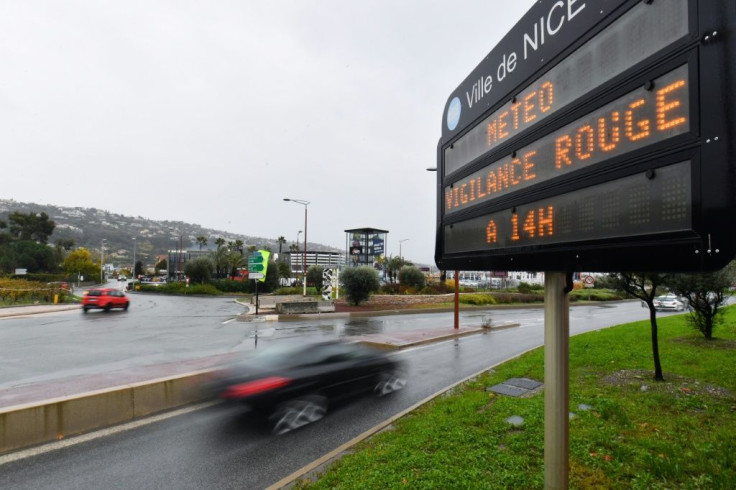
[255, 279, 259, 315]
[454, 270, 459, 329]
[544, 271, 571, 489]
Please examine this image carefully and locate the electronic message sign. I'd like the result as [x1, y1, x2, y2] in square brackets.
[435, 0, 736, 272]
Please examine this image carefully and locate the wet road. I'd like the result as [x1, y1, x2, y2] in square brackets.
[0, 296, 660, 407]
[0, 300, 661, 489]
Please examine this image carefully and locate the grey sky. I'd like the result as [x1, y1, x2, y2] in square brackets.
[2, 0, 535, 264]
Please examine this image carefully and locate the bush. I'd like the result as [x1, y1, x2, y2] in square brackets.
[399, 266, 426, 291]
[459, 294, 497, 306]
[420, 282, 450, 295]
[306, 265, 324, 292]
[492, 292, 544, 304]
[569, 289, 624, 302]
[341, 266, 380, 306]
[184, 257, 214, 284]
[211, 279, 250, 293]
[517, 282, 543, 294]
[138, 282, 222, 295]
[379, 283, 401, 295]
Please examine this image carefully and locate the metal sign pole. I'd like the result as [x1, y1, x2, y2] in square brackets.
[255, 279, 259, 315]
[454, 270, 459, 329]
[544, 271, 570, 489]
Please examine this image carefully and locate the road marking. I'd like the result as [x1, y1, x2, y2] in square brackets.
[222, 318, 235, 325]
[0, 401, 219, 467]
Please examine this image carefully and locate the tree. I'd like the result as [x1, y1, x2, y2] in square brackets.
[155, 258, 168, 274]
[214, 237, 226, 250]
[277, 236, 286, 255]
[212, 246, 229, 279]
[62, 248, 99, 281]
[262, 258, 281, 292]
[399, 265, 426, 290]
[184, 257, 214, 284]
[55, 238, 75, 251]
[8, 211, 56, 244]
[385, 256, 403, 284]
[307, 265, 324, 292]
[341, 266, 380, 306]
[7, 240, 58, 273]
[134, 260, 144, 278]
[196, 236, 208, 250]
[612, 273, 666, 381]
[665, 264, 735, 340]
[276, 261, 291, 282]
[224, 249, 247, 278]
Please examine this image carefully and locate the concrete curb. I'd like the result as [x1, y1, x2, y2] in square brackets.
[0, 370, 214, 455]
[0, 304, 81, 318]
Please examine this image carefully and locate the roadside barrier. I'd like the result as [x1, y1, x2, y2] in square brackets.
[0, 371, 214, 455]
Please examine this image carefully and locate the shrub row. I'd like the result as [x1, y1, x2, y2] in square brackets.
[138, 282, 221, 295]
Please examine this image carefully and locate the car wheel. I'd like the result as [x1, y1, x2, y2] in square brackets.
[375, 371, 407, 397]
[83, 307, 89, 313]
[123, 303, 129, 311]
[271, 396, 327, 435]
[104, 304, 111, 312]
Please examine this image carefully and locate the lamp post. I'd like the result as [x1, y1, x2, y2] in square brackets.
[132, 237, 137, 278]
[100, 239, 107, 283]
[399, 238, 409, 266]
[284, 198, 310, 296]
[296, 230, 303, 285]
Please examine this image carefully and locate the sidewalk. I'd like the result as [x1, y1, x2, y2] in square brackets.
[0, 303, 80, 318]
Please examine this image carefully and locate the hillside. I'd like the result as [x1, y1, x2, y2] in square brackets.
[0, 199, 338, 267]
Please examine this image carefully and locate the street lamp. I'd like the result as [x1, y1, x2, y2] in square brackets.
[399, 238, 409, 266]
[296, 230, 303, 285]
[284, 198, 310, 296]
[132, 237, 137, 279]
[100, 239, 107, 283]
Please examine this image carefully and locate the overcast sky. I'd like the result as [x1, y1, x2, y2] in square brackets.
[2, 0, 535, 264]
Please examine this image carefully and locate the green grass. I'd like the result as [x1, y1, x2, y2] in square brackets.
[299, 306, 736, 489]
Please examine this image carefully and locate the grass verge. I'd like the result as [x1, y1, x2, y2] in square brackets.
[299, 306, 736, 489]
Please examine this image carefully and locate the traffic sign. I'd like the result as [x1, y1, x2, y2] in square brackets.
[435, 0, 736, 273]
[248, 250, 270, 282]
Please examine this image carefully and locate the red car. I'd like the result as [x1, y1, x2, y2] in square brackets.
[82, 288, 130, 313]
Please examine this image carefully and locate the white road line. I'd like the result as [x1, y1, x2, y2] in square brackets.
[222, 318, 235, 325]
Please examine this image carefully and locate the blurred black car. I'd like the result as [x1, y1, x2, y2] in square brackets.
[208, 340, 405, 434]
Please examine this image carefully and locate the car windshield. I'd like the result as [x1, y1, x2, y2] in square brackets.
[241, 342, 370, 369]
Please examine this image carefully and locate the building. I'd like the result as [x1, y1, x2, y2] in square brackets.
[344, 227, 388, 268]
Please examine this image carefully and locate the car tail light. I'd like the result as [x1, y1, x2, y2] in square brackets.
[220, 376, 292, 399]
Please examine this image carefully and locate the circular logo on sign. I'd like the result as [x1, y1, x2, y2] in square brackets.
[446, 96, 461, 131]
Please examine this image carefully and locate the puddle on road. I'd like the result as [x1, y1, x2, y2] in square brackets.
[342, 318, 387, 336]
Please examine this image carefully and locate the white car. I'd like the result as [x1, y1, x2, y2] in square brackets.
[653, 295, 686, 312]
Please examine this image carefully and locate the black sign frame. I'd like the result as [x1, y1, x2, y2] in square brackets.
[435, 0, 736, 273]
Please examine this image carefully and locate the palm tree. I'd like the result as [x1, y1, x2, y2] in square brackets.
[196, 236, 208, 250]
[212, 246, 229, 279]
[225, 250, 247, 278]
[277, 236, 286, 255]
[214, 237, 226, 250]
